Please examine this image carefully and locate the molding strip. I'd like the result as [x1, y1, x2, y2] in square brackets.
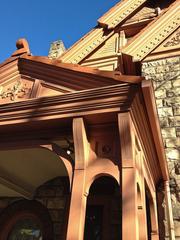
[122, 1, 180, 61]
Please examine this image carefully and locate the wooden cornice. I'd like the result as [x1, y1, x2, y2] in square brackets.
[122, 0, 180, 61]
[141, 80, 169, 181]
[20, 55, 143, 84]
[0, 84, 137, 127]
[0, 54, 143, 92]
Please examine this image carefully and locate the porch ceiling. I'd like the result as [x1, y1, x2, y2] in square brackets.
[0, 147, 68, 199]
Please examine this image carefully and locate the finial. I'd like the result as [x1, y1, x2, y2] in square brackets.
[12, 38, 30, 57]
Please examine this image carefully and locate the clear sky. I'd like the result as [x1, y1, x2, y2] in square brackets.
[0, 0, 119, 63]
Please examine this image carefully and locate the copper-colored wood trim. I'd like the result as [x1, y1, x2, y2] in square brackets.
[141, 80, 169, 181]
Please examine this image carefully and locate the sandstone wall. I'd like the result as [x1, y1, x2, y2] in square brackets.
[142, 56, 180, 239]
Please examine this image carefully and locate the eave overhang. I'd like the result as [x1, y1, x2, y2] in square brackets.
[0, 83, 137, 128]
[0, 78, 169, 182]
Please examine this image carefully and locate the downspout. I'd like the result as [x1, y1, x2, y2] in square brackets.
[164, 180, 175, 240]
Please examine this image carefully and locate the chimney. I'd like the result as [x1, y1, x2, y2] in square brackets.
[48, 40, 66, 59]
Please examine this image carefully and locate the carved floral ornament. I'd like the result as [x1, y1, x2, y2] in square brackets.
[163, 30, 180, 47]
[0, 81, 30, 101]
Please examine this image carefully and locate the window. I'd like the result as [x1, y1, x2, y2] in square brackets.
[0, 200, 53, 240]
[8, 217, 42, 240]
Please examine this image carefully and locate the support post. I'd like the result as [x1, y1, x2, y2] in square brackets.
[138, 179, 148, 240]
[150, 196, 160, 240]
[66, 118, 89, 240]
[118, 112, 138, 240]
[164, 181, 175, 240]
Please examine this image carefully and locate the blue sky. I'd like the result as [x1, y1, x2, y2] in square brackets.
[0, 0, 119, 63]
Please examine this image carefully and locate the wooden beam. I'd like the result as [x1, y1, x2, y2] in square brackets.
[0, 176, 32, 199]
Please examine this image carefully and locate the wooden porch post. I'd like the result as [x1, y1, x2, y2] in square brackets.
[118, 112, 138, 240]
[139, 179, 148, 240]
[66, 118, 89, 240]
[151, 196, 160, 240]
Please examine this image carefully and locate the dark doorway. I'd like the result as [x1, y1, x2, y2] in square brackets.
[84, 205, 103, 240]
[84, 176, 121, 240]
[146, 192, 152, 240]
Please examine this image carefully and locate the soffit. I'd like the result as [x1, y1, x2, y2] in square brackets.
[0, 148, 67, 198]
[122, 0, 180, 61]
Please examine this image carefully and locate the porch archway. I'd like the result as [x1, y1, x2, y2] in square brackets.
[84, 176, 121, 240]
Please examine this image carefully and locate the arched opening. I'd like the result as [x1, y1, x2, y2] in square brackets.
[84, 176, 121, 240]
[146, 190, 152, 240]
[0, 200, 53, 240]
[0, 146, 72, 240]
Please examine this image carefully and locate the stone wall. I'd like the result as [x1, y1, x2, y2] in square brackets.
[35, 177, 69, 240]
[142, 56, 180, 239]
[0, 177, 70, 240]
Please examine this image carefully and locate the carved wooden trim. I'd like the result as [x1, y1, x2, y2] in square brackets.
[60, 29, 114, 64]
[0, 80, 30, 101]
[0, 84, 136, 126]
[98, 0, 146, 29]
[60, 0, 147, 64]
[122, 1, 180, 61]
[163, 29, 180, 47]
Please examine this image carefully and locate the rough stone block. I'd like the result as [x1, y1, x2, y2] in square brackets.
[177, 128, 180, 137]
[156, 66, 170, 74]
[49, 209, 64, 222]
[156, 99, 163, 108]
[163, 97, 180, 107]
[156, 81, 172, 90]
[173, 107, 180, 116]
[162, 128, 176, 138]
[166, 148, 180, 160]
[47, 198, 65, 209]
[160, 118, 169, 127]
[169, 116, 180, 127]
[172, 79, 180, 88]
[155, 89, 166, 98]
[167, 87, 180, 98]
[36, 188, 56, 197]
[158, 107, 173, 117]
[154, 73, 166, 82]
[166, 138, 180, 148]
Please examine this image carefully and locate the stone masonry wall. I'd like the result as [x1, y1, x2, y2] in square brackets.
[142, 56, 180, 239]
[0, 177, 69, 240]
